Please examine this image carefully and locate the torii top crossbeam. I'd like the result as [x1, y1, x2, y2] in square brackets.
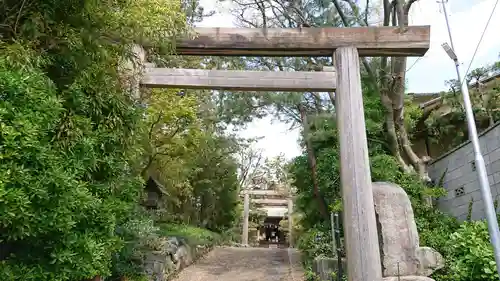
[175, 26, 430, 57]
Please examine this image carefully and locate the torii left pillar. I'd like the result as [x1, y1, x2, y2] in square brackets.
[242, 191, 250, 246]
[288, 197, 294, 247]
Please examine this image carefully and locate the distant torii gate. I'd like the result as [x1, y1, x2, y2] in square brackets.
[132, 26, 430, 281]
[240, 189, 294, 247]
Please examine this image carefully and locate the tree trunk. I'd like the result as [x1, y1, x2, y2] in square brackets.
[298, 105, 329, 219]
[389, 0, 431, 182]
[332, 0, 429, 180]
[381, 91, 411, 172]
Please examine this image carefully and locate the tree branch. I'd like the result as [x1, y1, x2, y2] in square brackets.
[365, 0, 370, 25]
[342, 0, 368, 26]
[404, 0, 419, 14]
[149, 110, 164, 142]
[331, 0, 378, 88]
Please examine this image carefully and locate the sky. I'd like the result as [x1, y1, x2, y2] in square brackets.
[197, 0, 500, 161]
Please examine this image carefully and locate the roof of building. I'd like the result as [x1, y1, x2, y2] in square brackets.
[410, 70, 500, 109]
[145, 176, 168, 195]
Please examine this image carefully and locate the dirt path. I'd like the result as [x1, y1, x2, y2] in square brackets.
[171, 247, 304, 281]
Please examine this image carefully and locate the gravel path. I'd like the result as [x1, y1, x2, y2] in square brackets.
[171, 247, 304, 281]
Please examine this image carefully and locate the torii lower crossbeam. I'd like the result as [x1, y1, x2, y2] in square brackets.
[141, 68, 336, 91]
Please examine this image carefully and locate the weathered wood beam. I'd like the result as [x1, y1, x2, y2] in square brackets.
[252, 199, 289, 206]
[335, 47, 382, 281]
[240, 190, 286, 196]
[176, 26, 430, 57]
[141, 68, 336, 92]
[288, 199, 294, 247]
[242, 192, 250, 246]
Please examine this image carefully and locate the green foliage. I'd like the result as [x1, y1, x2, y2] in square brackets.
[139, 84, 241, 233]
[249, 208, 267, 228]
[157, 223, 223, 246]
[304, 269, 320, 281]
[289, 86, 461, 280]
[441, 221, 499, 281]
[0, 0, 226, 280]
[111, 214, 225, 281]
[297, 229, 334, 265]
[426, 61, 500, 153]
[404, 98, 424, 137]
[112, 209, 162, 280]
[0, 42, 146, 280]
[0, 0, 187, 50]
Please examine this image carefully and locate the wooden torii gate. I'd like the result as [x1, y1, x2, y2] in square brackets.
[239, 189, 294, 247]
[137, 26, 430, 281]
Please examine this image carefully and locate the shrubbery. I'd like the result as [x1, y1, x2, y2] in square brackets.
[287, 100, 476, 280]
[293, 150, 500, 281]
[0, 1, 240, 280]
[434, 220, 499, 281]
[0, 44, 144, 280]
[111, 212, 225, 280]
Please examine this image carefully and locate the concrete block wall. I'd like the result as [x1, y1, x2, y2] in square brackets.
[428, 122, 500, 221]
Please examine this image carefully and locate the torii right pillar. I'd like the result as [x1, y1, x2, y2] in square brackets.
[334, 46, 382, 281]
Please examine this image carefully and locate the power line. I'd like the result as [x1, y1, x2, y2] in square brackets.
[439, 1, 500, 277]
[461, 0, 499, 85]
[403, 1, 425, 74]
[405, 57, 423, 73]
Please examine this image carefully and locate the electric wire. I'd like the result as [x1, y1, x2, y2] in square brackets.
[460, 0, 499, 85]
[405, 57, 423, 73]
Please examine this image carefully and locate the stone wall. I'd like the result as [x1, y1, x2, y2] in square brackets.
[428, 122, 500, 221]
[143, 236, 216, 281]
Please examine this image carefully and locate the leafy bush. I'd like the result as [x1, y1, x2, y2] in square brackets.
[157, 223, 223, 246]
[289, 138, 461, 280]
[0, 41, 145, 281]
[109, 214, 226, 281]
[297, 229, 334, 267]
[440, 221, 498, 281]
[0, 0, 192, 279]
[111, 210, 162, 281]
[304, 269, 320, 281]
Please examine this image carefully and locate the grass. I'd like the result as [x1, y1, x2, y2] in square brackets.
[156, 223, 223, 246]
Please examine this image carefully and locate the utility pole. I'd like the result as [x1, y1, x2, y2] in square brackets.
[439, 1, 500, 278]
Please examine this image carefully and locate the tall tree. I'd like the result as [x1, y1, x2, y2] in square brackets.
[237, 143, 264, 191]
[0, 0, 187, 279]
[332, 0, 428, 178]
[223, 0, 430, 180]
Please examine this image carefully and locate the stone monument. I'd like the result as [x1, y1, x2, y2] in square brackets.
[372, 182, 444, 281]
